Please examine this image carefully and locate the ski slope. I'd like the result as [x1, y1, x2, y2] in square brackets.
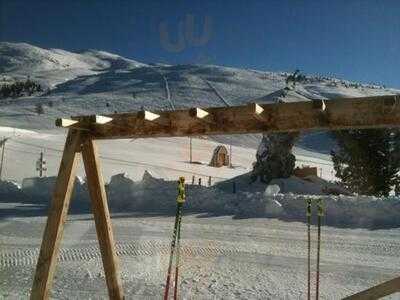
[1, 42, 399, 154]
[0, 126, 334, 185]
[1, 42, 398, 185]
[1, 42, 400, 300]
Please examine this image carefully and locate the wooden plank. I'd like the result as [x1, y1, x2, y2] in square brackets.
[342, 276, 400, 299]
[189, 107, 209, 119]
[89, 115, 113, 124]
[63, 95, 400, 140]
[248, 103, 264, 115]
[55, 118, 78, 127]
[81, 138, 123, 299]
[31, 130, 81, 300]
[248, 103, 265, 121]
[137, 110, 160, 121]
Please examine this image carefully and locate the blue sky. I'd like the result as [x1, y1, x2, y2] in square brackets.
[1, 0, 400, 87]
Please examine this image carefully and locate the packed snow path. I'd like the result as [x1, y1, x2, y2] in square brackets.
[161, 74, 174, 110]
[0, 208, 399, 299]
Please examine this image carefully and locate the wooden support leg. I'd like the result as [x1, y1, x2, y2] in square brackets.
[342, 276, 400, 300]
[31, 130, 81, 300]
[81, 137, 124, 299]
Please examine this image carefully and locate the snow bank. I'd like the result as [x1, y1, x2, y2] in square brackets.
[239, 192, 400, 229]
[20, 176, 90, 210]
[2, 172, 400, 228]
[106, 171, 235, 213]
[105, 172, 400, 228]
[215, 172, 349, 195]
[0, 180, 25, 202]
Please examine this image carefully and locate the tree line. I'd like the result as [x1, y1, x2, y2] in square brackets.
[0, 79, 43, 99]
[331, 128, 400, 197]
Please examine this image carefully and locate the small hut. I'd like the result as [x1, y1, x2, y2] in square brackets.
[209, 145, 230, 167]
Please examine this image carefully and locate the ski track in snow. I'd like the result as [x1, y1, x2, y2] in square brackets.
[204, 79, 231, 107]
[0, 213, 399, 299]
[161, 74, 174, 110]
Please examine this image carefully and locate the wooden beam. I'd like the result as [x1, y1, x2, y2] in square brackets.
[251, 103, 265, 115]
[31, 130, 81, 300]
[247, 103, 265, 121]
[189, 107, 209, 119]
[189, 107, 215, 125]
[81, 138, 123, 299]
[55, 118, 78, 128]
[312, 99, 326, 112]
[137, 110, 160, 121]
[342, 276, 400, 300]
[89, 115, 113, 124]
[64, 95, 400, 140]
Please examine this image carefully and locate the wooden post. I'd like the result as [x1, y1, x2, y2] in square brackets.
[81, 137, 124, 299]
[229, 144, 233, 168]
[31, 130, 81, 300]
[342, 276, 400, 300]
[189, 137, 192, 163]
[0, 137, 7, 180]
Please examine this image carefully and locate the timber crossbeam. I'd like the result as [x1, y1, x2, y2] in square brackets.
[56, 95, 400, 139]
[33, 93, 400, 299]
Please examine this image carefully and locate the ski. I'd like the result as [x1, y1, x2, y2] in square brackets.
[164, 177, 186, 300]
[315, 199, 324, 300]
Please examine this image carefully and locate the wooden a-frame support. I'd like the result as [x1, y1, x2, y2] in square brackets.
[30, 94, 400, 299]
[342, 276, 400, 300]
[30, 130, 123, 300]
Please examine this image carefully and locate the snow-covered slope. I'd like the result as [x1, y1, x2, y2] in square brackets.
[0, 42, 399, 152]
[0, 42, 145, 88]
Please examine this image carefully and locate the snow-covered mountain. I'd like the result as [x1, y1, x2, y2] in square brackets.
[0, 42, 145, 88]
[0, 42, 399, 151]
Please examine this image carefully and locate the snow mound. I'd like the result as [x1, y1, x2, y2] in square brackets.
[20, 176, 89, 210]
[105, 172, 400, 228]
[2, 171, 400, 229]
[264, 184, 280, 196]
[0, 180, 20, 195]
[216, 173, 349, 196]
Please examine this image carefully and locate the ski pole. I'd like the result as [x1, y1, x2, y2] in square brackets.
[173, 211, 183, 300]
[315, 198, 324, 300]
[306, 198, 312, 300]
[164, 203, 182, 300]
[164, 177, 186, 300]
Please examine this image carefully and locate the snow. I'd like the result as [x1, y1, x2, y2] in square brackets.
[0, 180, 20, 195]
[1, 171, 398, 229]
[0, 126, 337, 185]
[0, 42, 145, 88]
[264, 184, 280, 196]
[1, 42, 400, 299]
[1, 204, 399, 299]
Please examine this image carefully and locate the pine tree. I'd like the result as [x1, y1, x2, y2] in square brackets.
[331, 129, 400, 196]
